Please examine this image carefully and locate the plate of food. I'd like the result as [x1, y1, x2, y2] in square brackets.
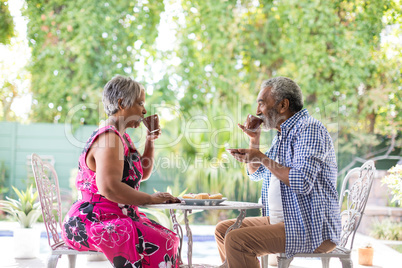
[179, 193, 227, 206]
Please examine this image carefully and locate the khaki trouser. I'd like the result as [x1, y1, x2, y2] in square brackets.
[214, 216, 336, 268]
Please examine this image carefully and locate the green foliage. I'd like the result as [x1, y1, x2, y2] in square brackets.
[0, 0, 15, 44]
[0, 0, 30, 122]
[182, 100, 263, 204]
[0, 161, 8, 195]
[23, 0, 165, 126]
[390, 244, 402, 254]
[382, 164, 402, 206]
[166, 0, 402, 185]
[139, 0, 401, 206]
[0, 80, 17, 121]
[0, 185, 42, 228]
[140, 96, 268, 206]
[370, 218, 402, 241]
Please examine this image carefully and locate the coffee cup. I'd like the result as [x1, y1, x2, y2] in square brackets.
[142, 114, 160, 133]
[244, 114, 263, 131]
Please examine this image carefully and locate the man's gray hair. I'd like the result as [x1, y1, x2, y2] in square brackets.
[102, 75, 145, 116]
[261, 76, 304, 113]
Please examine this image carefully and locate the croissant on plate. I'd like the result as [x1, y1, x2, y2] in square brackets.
[182, 193, 223, 199]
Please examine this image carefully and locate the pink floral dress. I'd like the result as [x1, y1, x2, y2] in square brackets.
[62, 125, 179, 268]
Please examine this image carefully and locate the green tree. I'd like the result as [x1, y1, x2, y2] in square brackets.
[167, 0, 401, 177]
[0, 0, 30, 122]
[0, 0, 15, 45]
[23, 0, 164, 125]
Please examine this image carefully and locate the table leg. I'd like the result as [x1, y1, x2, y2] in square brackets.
[219, 209, 247, 268]
[170, 209, 184, 266]
[184, 209, 193, 267]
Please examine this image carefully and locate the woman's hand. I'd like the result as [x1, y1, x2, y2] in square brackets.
[228, 148, 266, 164]
[146, 129, 161, 141]
[149, 192, 179, 204]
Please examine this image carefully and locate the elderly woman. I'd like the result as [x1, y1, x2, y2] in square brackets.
[62, 75, 180, 268]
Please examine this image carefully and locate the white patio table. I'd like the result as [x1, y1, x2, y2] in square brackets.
[142, 201, 263, 268]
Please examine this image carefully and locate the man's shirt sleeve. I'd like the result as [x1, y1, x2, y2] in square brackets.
[247, 136, 278, 182]
[247, 163, 266, 181]
[288, 123, 328, 195]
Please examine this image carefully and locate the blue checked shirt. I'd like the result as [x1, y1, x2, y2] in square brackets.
[248, 109, 341, 258]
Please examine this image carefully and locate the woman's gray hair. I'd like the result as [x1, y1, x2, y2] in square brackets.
[102, 75, 145, 116]
[261, 76, 304, 113]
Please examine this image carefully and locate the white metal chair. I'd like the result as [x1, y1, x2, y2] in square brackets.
[261, 160, 376, 268]
[31, 153, 104, 268]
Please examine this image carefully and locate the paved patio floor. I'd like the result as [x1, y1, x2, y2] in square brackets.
[0, 222, 400, 268]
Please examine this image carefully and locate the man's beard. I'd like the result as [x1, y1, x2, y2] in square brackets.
[260, 107, 282, 130]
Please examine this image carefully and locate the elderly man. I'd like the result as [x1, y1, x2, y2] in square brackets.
[217, 77, 341, 267]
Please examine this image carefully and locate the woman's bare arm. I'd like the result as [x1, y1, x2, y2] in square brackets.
[140, 129, 161, 180]
[89, 132, 174, 205]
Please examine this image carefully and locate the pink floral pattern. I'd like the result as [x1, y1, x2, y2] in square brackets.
[76, 172, 95, 191]
[91, 216, 132, 248]
[61, 126, 179, 268]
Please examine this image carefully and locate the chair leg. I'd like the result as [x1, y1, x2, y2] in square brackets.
[277, 255, 293, 268]
[260, 255, 269, 268]
[321, 257, 330, 268]
[340, 257, 353, 268]
[47, 254, 60, 268]
[68, 254, 77, 268]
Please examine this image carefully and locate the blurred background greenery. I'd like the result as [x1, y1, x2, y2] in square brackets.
[0, 0, 401, 223]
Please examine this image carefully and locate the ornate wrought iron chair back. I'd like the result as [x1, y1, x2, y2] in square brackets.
[31, 153, 64, 250]
[338, 160, 375, 250]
